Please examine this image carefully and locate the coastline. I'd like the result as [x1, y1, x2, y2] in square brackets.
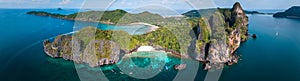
[129, 22, 160, 32]
[40, 2, 248, 70]
[125, 51, 188, 59]
[125, 45, 188, 59]
[27, 11, 161, 32]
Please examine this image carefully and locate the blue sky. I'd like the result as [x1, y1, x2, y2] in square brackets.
[0, 0, 300, 10]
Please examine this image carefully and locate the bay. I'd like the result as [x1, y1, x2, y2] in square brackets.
[1, 9, 300, 81]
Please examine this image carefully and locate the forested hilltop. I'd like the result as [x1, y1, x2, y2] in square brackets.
[39, 2, 248, 70]
[27, 9, 163, 25]
[273, 6, 300, 18]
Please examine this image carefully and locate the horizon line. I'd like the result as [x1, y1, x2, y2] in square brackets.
[0, 7, 288, 11]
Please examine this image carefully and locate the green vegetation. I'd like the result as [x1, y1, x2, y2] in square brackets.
[118, 11, 163, 24]
[28, 9, 163, 25]
[207, 12, 227, 43]
[33, 9, 196, 56]
[74, 25, 191, 54]
[94, 40, 115, 59]
[197, 18, 211, 43]
[182, 9, 218, 18]
[41, 2, 250, 70]
[41, 7, 248, 59]
[183, 6, 249, 52]
[196, 40, 204, 52]
[132, 27, 182, 52]
[27, 11, 67, 18]
[68, 8, 246, 57]
[274, 6, 300, 18]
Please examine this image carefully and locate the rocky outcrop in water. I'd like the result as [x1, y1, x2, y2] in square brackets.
[43, 35, 123, 67]
[41, 2, 248, 70]
[174, 64, 187, 70]
[252, 34, 257, 38]
[191, 2, 248, 70]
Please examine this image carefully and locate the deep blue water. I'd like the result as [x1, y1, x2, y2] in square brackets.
[1, 9, 300, 81]
[219, 14, 300, 81]
[0, 9, 155, 81]
[248, 9, 285, 13]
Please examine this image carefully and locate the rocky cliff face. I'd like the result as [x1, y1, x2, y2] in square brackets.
[42, 2, 248, 70]
[228, 2, 249, 53]
[194, 2, 248, 70]
[43, 35, 123, 67]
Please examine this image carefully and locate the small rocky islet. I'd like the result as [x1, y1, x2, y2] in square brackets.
[38, 2, 249, 70]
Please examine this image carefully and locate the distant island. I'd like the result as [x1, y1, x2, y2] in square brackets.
[182, 8, 272, 18]
[34, 2, 249, 70]
[273, 6, 300, 18]
[27, 9, 163, 25]
[244, 10, 273, 15]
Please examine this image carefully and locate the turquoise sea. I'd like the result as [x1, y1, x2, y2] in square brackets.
[1, 9, 300, 81]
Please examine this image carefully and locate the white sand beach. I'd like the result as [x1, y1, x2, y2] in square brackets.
[130, 22, 160, 32]
[137, 46, 155, 51]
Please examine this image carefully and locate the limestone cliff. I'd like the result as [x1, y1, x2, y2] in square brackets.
[43, 35, 123, 67]
[193, 2, 248, 70]
[42, 2, 248, 70]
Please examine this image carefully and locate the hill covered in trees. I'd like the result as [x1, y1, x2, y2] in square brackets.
[41, 2, 248, 70]
[273, 6, 300, 18]
[27, 9, 163, 25]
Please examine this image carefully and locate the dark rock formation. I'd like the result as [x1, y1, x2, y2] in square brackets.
[43, 35, 73, 58]
[41, 2, 248, 71]
[43, 35, 123, 67]
[191, 2, 249, 70]
[274, 6, 300, 18]
[252, 34, 257, 38]
[174, 64, 187, 70]
[210, 2, 248, 70]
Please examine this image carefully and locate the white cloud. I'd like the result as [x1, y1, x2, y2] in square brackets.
[59, 0, 71, 4]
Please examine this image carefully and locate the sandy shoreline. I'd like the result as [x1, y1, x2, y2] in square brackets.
[124, 45, 188, 59]
[123, 51, 189, 59]
[129, 22, 160, 32]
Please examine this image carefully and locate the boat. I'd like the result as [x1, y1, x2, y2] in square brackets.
[165, 66, 169, 71]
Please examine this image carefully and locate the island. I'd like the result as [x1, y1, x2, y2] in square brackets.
[182, 8, 272, 17]
[244, 10, 273, 15]
[36, 2, 249, 70]
[27, 9, 163, 25]
[273, 6, 300, 18]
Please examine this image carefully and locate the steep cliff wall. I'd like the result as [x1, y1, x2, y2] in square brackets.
[194, 2, 249, 70]
[43, 35, 123, 67]
[42, 2, 248, 70]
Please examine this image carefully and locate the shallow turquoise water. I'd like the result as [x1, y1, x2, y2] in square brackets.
[0, 9, 155, 81]
[2, 9, 300, 81]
